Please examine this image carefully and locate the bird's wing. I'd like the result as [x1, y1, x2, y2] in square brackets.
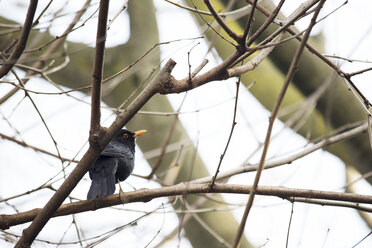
[87, 156, 118, 200]
[100, 141, 133, 157]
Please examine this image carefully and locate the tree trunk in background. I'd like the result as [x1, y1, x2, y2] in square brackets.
[189, 0, 371, 182]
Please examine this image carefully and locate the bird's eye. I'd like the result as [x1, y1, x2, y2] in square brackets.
[123, 133, 129, 139]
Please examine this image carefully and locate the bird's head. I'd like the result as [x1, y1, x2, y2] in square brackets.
[114, 129, 146, 151]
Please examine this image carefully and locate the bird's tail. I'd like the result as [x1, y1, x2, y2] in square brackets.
[87, 173, 116, 200]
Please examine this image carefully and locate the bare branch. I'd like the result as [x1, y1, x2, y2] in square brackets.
[158, 51, 241, 94]
[90, 0, 110, 134]
[0, 0, 92, 104]
[241, 0, 258, 44]
[210, 77, 240, 189]
[2, 183, 372, 230]
[246, 0, 285, 47]
[0, 133, 77, 163]
[233, 1, 326, 246]
[285, 202, 295, 248]
[0, 0, 38, 78]
[228, 32, 283, 77]
[192, 122, 368, 185]
[203, 0, 241, 42]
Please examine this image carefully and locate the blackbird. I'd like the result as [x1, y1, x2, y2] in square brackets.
[87, 129, 146, 200]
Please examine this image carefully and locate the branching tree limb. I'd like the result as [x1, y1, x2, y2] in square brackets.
[2, 183, 372, 230]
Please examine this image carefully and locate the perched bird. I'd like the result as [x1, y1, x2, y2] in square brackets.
[87, 129, 146, 200]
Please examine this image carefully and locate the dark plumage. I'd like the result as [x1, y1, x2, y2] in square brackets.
[87, 129, 146, 200]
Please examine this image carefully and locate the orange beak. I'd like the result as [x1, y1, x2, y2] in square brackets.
[133, 130, 147, 138]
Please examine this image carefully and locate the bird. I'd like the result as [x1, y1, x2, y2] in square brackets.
[87, 129, 146, 200]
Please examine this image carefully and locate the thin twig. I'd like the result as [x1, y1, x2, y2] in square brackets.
[4, 57, 64, 164]
[209, 77, 240, 190]
[0, 0, 92, 104]
[185, 201, 231, 247]
[203, 0, 240, 42]
[192, 122, 368, 185]
[324, 54, 372, 64]
[285, 202, 294, 248]
[107, 1, 127, 30]
[233, 1, 326, 246]
[289, 197, 372, 213]
[234, 0, 320, 67]
[0, 0, 38, 78]
[368, 114, 372, 150]
[241, 0, 258, 45]
[31, 0, 53, 26]
[165, 0, 259, 23]
[344, 66, 372, 77]
[147, 94, 187, 179]
[246, 0, 285, 48]
[0, 133, 77, 163]
[248, 0, 372, 116]
[23, 4, 98, 54]
[190, 0, 236, 47]
[351, 231, 372, 248]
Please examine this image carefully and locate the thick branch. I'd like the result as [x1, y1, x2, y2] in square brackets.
[13, 59, 176, 248]
[90, 0, 110, 134]
[1, 183, 372, 230]
[158, 51, 240, 94]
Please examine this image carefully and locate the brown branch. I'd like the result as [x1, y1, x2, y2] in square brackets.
[233, 1, 326, 247]
[90, 0, 109, 135]
[344, 66, 372, 78]
[241, 0, 258, 44]
[191, 1, 236, 47]
[2, 183, 372, 230]
[192, 121, 368, 185]
[285, 202, 295, 248]
[31, 0, 53, 26]
[0, 0, 38, 78]
[0, 0, 92, 104]
[158, 51, 240, 94]
[342, 76, 372, 112]
[23, 2, 96, 54]
[246, 0, 285, 48]
[3, 56, 65, 164]
[146, 102, 183, 179]
[209, 77, 240, 190]
[288, 197, 372, 213]
[203, 0, 241, 42]
[234, 0, 320, 67]
[0, 133, 78, 163]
